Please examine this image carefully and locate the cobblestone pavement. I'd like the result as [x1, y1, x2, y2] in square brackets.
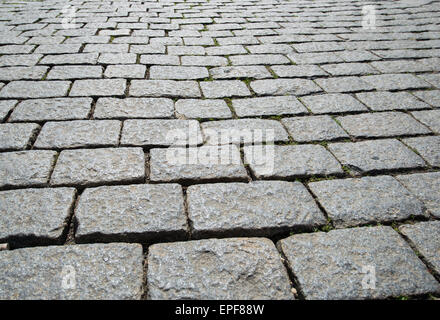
[0, 0, 439, 300]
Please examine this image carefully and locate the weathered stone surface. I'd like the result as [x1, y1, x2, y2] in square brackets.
[94, 98, 173, 119]
[200, 80, 251, 98]
[0, 81, 70, 98]
[0, 100, 17, 121]
[411, 110, 440, 133]
[397, 172, 440, 218]
[0, 123, 40, 151]
[361, 74, 432, 91]
[403, 136, 440, 167]
[147, 238, 294, 300]
[320, 63, 378, 76]
[47, 66, 103, 80]
[412, 90, 440, 107]
[250, 79, 322, 96]
[329, 139, 426, 174]
[210, 66, 272, 79]
[9, 98, 92, 122]
[149, 145, 247, 183]
[104, 64, 146, 78]
[75, 184, 186, 243]
[0, 188, 76, 245]
[175, 99, 232, 119]
[243, 144, 343, 179]
[309, 175, 426, 228]
[50, 148, 145, 187]
[355, 91, 431, 111]
[233, 96, 308, 117]
[399, 221, 440, 274]
[70, 79, 126, 96]
[0, 243, 143, 299]
[202, 119, 289, 145]
[187, 181, 325, 238]
[282, 116, 349, 142]
[34, 120, 121, 149]
[130, 80, 201, 98]
[98, 53, 137, 64]
[337, 112, 431, 138]
[271, 65, 327, 77]
[315, 76, 375, 93]
[149, 66, 208, 80]
[0, 66, 48, 81]
[0, 150, 57, 188]
[278, 226, 440, 299]
[121, 119, 203, 147]
[300, 93, 368, 114]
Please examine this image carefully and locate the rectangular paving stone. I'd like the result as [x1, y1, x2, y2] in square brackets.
[181, 56, 228, 67]
[147, 238, 294, 300]
[329, 139, 426, 174]
[337, 112, 431, 138]
[121, 119, 203, 147]
[84, 44, 128, 53]
[0, 150, 57, 188]
[39, 53, 98, 65]
[0, 54, 42, 67]
[244, 144, 343, 179]
[0, 243, 143, 299]
[271, 65, 328, 78]
[0, 66, 48, 81]
[232, 96, 308, 117]
[104, 64, 146, 78]
[417, 73, 440, 88]
[202, 119, 289, 145]
[70, 79, 126, 97]
[309, 175, 427, 228]
[412, 90, 440, 108]
[9, 98, 92, 122]
[250, 79, 322, 96]
[98, 53, 137, 64]
[75, 184, 186, 243]
[187, 181, 326, 238]
[287, 52, 344, 64]
[149, 66, 208, 80]
[94, 97, 174, 119]
[315, 77, 375, 93]
[403, 136, 440, 167]
[50, 148, 145, 187]
[229, 54, 290, 65]
[411, 110, 440, 133]
[34, 120, 121, 149]
[0, 123, 40, 151]
[210, 66, 272, 79]
[46, 66, 103, 80]
[282, 116, 349, 142]
[140, 54, 180, 65]
[278, 226, 440, 299]
[0, 188, 76, 246]
[130, 80, 201, 98]
[397, 172, 440, 218]
[399, 221, 440, 275]
[200, 80, 251, 98]
[149, 145, 247, 183]
[355, 91, 431, 111]
[320, 63, 379, 76]
[300, 93, 368, 114]
[175, 99, 232, 119]
[0, 81, 70, 98]
[205, 45, 247, 55]
[0, 100, 18, 121]
[361, 74, 432, 91]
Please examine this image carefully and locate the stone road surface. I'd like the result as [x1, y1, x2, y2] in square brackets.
[0, 0, 439, 300]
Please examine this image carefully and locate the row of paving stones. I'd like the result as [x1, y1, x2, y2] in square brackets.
[1, 135, 439, 189]
[1, 224, 439, 300]
[0, 73, 439, 98]
[1, 91, 439, 123]
[1, 172, 439, 247]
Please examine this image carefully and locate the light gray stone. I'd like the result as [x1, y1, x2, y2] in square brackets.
[282, 116, 349, 142]
[251, 79, 322, 96]
[271, 65, 327, 78]
[34, 120, 121, 149]
[233, 96, 308, 117]
[94, 97, 174, 119]
[70, 79, 126, 97]
[329, 139, 426, 174]
[0, 188, 76, 246]
[149, 66, 208, 80]
[355, 91, 431, 111]
[104, 64, 146, 78]
[187, 181, 326, 238]
[361, 74, 432, 91]
[201, 80, 251, 98]
[130, 80, 201, 98]
[39, 53, 98, 65]
[181, 56, 228, 67]
[50, 148, 145, 187]
[0, 123, 39, 151]
[309, 175, 427, 228]
[47, 66, 103, 80]
[139, 54, 180, 65]
[75, 184, 186, 243]
[0, 100, 18, 121]
[0, 81, 70, 98]
[147, 238, 294, 300]
[315, 76, 375, 93]
[0, 150, 57, 188]
[149, 145, 247, 183]
[244, 144, 343, 179]
[300, 93, 368, 114]
[0, 243, 143, 299]
[202, 119, 289, 145]
[9, 98, 92, 122]
[320, 63, 379, 76]
[411, 110, 440, 133]
[278, 226, 440, 299]
[418, 73, 440, 88]
[412, 90, 440, 108]
[175, 99, 232, 119]
[0, 66, 48, 81]
[210, 66, 272, 79]
[98, 53, 137, 64]
[121, 119, 203, 147]
[403, 136, 440, 167]
[229, 54, 290, 65]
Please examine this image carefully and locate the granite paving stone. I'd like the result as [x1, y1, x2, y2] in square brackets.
[250, 79, 322, 96]
[200, 80, 251, 98]
[0, 123, 40, 151]
[0, 100, 18, 121]
[130, 80, 201, 98]
[300, 94, 368, 114]
[411, 110, 440, 133]
[355, 91, 431, 111]
[69, 79, 126, 97]
[412, 90, 440, 107]
[94, 97, 174, 119]
[232, 96, 308, 117]
[0, 81, 70, 98]
[403, 136, 440, 167]
[175, 99, 232, 119]
[282, 116, 349, 142]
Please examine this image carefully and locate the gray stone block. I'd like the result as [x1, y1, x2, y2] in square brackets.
[175, 99, 232, 119]
[70, 79, 126, 97]
[149, 66, 209, 80]
[233, 96, 308, 117]
[282, 116, 349, 142]
[0, 123, 40, 150]
[130, 80, 201, 98]
[47, 66, 103, 80]
[403, 136, 440, 167]
[210, 66, 272, 79]
[315, 76, 375, 93]
[355, 91, 431, 111]
[94, 97, 173, 119]
[300, 93, 367, 114]
[0, 81, 70, 98]
[412, 90, 440, 108]
[0, 100, 18, 121]
[201, 80, 251, 98]
[361, 74, 432, 91]
[411, 110, 440, 133]
[250, 79, 322, 96]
